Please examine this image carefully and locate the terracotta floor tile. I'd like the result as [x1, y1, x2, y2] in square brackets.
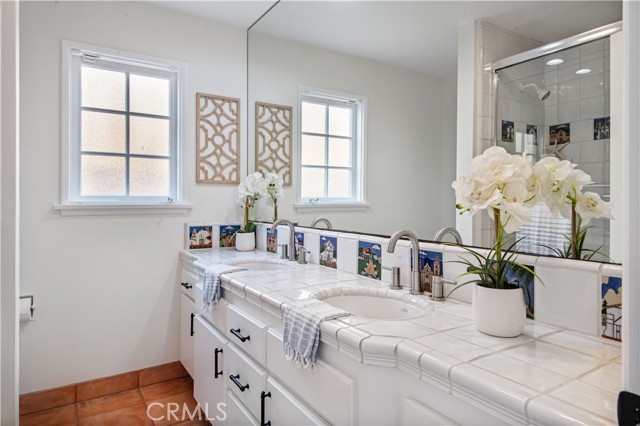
[78, 403, 153, 426]
[139, 362, 188, 387]
[19, 384, 76, 415]
[77, 371, 139, 401]
[171, 419, 210, 426]
[19, 403, 77, 426]
[77, 389, 144, 418]
[146, 391, 200, 426]
[140, 377, 193, 402]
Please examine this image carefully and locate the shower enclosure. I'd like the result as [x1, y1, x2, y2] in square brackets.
[493, 23, 620, 261]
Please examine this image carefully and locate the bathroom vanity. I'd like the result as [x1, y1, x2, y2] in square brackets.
[179, 244, 620, 426]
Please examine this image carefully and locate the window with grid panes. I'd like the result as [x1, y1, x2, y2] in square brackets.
[298, 90, 365, 204]
[65, 45, 181, 203]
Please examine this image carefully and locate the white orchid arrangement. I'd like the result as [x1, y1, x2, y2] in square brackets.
[236, 172, 267, 233]
[453, 147, 614, 266]
[532, 156, 613, 259]
[265, 172, 284, 221]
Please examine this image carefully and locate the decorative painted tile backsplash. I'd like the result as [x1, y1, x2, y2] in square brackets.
[601, 275, 621, 342]
[594, 116, 610, 140]
[358, 241, 381, 280]
[219, 225, 240, 248]
[320, 235, 337, 269]
[417, 250, 443, 293]
[506, 263, 535, 320]
[267, 228, 278, 254]
[185, 223, 213, 249]
[294, 232, 304, 261]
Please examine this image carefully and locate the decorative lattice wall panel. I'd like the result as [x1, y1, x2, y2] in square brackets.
[196, 93, 240, 184]
[255, 102, 292, 186]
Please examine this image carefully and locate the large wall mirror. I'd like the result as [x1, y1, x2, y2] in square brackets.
[247, 1, 622, 263]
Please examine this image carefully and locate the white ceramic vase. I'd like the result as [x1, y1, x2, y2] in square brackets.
[473, 284, 526, 337]
[235, 232, 255, 252]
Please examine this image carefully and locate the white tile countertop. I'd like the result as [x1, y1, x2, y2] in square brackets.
[181, 248, 621, 425]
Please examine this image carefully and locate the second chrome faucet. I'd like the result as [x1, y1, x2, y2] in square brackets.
[387, 229, 423, 295]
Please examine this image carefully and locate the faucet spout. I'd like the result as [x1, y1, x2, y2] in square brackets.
[387, 230, 423, 295]
[271, 219, 296, 261]
[434, 227, 463, 245]
[311, 217, 333, 230]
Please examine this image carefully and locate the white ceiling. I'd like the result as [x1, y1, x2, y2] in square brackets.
[148, 0, 276, 29]
[151, 0, 622, 77]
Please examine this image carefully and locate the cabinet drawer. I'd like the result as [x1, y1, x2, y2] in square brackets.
[226, 390, 258, 426]
[180, 267, 200, 301]
[266, 329, 354, 425]
[226, 343, 267, 421]
[226, 304, 267, 364]
[195, 283, 227, 333]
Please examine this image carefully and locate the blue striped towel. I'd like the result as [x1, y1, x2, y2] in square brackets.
[202, 264, 247, 311]
[283, 299, 351, 369]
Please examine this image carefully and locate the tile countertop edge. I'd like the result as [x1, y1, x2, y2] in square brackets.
[181, 248, 620, 425]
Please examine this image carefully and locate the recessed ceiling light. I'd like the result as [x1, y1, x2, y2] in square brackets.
[547, 58, 564, 65]
[576, 68, 592, 75]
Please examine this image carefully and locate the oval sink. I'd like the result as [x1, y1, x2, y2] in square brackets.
[322, 295, 426, 320]
[234, 262, 289, 271]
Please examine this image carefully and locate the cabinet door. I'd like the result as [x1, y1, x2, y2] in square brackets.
[180, 294, 195, 377]
[194, 316, 227, 424]
[226, 391, 258, 426]
[401, 398, 457, 425]
[263, 377, 328, 426]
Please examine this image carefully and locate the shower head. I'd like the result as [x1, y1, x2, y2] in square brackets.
[519, 82, 551, 101]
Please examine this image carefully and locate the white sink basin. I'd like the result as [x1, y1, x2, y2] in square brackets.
[322, 295, 426, 320]
[234, 261, 289, 271]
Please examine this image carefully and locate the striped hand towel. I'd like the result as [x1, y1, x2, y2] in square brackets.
[202, 264, 247, 311]
[283, 298, 351, 369]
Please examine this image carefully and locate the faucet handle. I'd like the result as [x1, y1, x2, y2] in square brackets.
[278, 244, 289, 260]
[382, 266, 402, 290]
[296, 247, 310, 264]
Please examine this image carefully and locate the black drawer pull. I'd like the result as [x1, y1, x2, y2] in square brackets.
[190, 313, 195, 337]
[181, 282, 192, 289]
[214, 348, 223, 379]
[229, 374, 249, 392]
[230, 328, 250, 342]
[261, 391, 272, 426]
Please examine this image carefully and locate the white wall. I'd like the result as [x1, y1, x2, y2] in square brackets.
[2, 1, 20, 421]
[249, 33, 457, 239]
[19, 1, 247, 393]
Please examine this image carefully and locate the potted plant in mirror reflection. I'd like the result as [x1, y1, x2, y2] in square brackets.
[265, 172, 284, 222]
[235, 172, 267, 252]
[452, 146, 539, 337]
[532, 157, 613, 261]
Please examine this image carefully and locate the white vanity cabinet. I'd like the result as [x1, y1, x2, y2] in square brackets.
[193, 315, 228, 423]
[263, 377, 328, 426]
[180, 293, 196, 378]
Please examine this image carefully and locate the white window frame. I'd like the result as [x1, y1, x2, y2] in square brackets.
[55, 40, 191, 216]
[295, 85, 368, 211]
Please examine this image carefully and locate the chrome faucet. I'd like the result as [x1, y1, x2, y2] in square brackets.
[387, 230, 423, 295]
[271, 219, 296, 261]
[311, 217, 333, 230]
[434, 226, 463, 245]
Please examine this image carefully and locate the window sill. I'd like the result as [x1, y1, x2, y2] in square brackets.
[53, 202, 193, 216]
[293, 202, 370, 212]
